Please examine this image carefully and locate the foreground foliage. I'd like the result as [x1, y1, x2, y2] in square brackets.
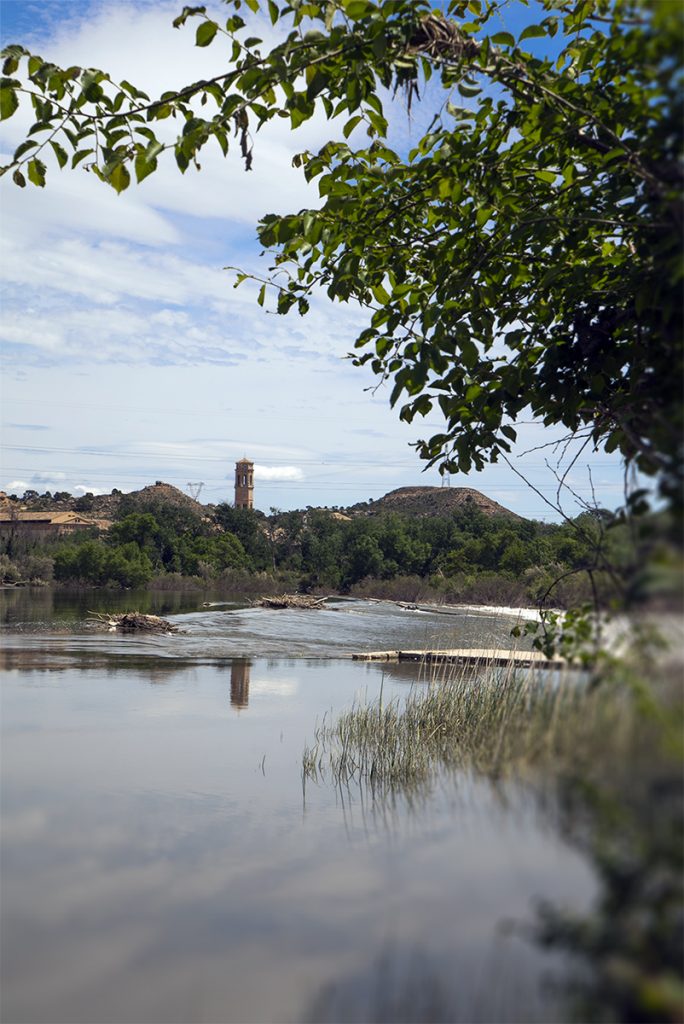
[1, 0, 682, 511]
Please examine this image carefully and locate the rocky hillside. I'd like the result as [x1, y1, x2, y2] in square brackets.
[4, 482, 209, 520]
[5, 481, 517, 522]
[347, 486, 519, 519]
[112, 482, 211, 518]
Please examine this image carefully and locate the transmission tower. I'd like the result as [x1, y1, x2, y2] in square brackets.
[187, 482, 204, 501]
[440, 473, 451, 488]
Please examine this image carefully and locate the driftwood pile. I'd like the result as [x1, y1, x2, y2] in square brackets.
[88, 611, 178, 633]
[257, 594, 329, 610]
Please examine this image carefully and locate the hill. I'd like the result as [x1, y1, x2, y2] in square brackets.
[7, 481, 209, 521]
[8, 481, 517, 522]
[111, 482, 210, 519]
[347, 486, 519, 519]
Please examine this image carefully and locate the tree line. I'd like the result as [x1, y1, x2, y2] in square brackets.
[1, 492, 675, 609]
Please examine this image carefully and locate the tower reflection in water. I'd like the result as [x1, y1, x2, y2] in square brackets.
[230, 660, 251, 710]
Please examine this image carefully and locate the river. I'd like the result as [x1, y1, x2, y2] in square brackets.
[1, 588, 594, 1023]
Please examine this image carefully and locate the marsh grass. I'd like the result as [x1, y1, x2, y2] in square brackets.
[302, 656, 673, 798]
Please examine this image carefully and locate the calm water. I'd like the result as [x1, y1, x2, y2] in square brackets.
[1, 590, 593, 1023]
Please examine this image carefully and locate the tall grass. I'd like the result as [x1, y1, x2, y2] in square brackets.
[303, 657, 674, 797]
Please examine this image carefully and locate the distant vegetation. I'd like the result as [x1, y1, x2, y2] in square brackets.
[1, 488, 679, 609]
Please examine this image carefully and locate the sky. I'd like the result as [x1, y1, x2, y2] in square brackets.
[0, 0, 626, 518]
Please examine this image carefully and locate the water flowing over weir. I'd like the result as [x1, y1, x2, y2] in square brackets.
[0, 588, 542, 661]
[1, 589, 596, 1024]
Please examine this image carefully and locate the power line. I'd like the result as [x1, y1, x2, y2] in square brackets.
[0, 443, 619, 469]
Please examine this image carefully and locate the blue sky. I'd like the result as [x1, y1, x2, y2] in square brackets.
[0, 0, 626, 517]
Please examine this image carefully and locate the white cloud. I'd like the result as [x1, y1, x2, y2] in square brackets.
[0, 235, 228, 308]
[0, 2, 328, 230]
[254, 465, 304, 482]
[0, 161, 179, 249]
[74, 485, 106, 496]
[0, 0, 373, 379]
[6, 481, 30, 492]
[0, 242, 367, 367]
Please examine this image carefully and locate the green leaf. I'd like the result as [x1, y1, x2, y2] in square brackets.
[0, 84, 18, 120]
[50, 140, 68, 168]
[72, 148, 94, 167]
[173, 5, 206, 29]
[195, 21, 218, 47]
[460, 339, 478, 369]
[343, 115, 362, 138]
[107, 162, 130, 193]
[13, 138, 37, 160]
[490, 32, 515, 47]
[457, 82, 481, 98]
[519, 24, 546, 42]
[344, 0, 373, 18]
[134, 149, 158, 183]
[26, 157, 46, 187]
[371, 282, 390, 305]
[267, 0, 279, 24]
[534, 170, 556, 183]
[2, 45, 26, 75]
[245, 0, 260, 12]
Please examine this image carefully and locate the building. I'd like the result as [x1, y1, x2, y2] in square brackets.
[0, 510, 111, 540]
[234, 459, 254, 510]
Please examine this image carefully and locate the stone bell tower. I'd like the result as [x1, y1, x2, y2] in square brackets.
[234, 458, 254, 509]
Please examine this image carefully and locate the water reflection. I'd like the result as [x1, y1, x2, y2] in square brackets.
[304, 943, 563, 1024]
[1, 598, 601, 1024]
[0, 645, 198, 680]
[230, 660, 251, 709]
[0, 585, 246, 629]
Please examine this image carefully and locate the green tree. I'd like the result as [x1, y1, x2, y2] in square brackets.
[344, 533, 385, 585]
[299, 510, 344, 587]
[180, 532, 248, 575]
[54, 538, 153, 586]
[104, 543, 154, 587]
[1, 0, 681, 513]
[214, 504, 271, 569]
[109, 513, 161, 555]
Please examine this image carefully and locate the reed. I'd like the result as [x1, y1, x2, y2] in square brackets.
[302, 655, 668, 796]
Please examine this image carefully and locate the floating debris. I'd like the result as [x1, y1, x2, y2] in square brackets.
[257, 594, 330, 610]
[88, 611, 178, 633]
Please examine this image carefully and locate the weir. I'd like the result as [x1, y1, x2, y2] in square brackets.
[351, 648, 566, 668]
